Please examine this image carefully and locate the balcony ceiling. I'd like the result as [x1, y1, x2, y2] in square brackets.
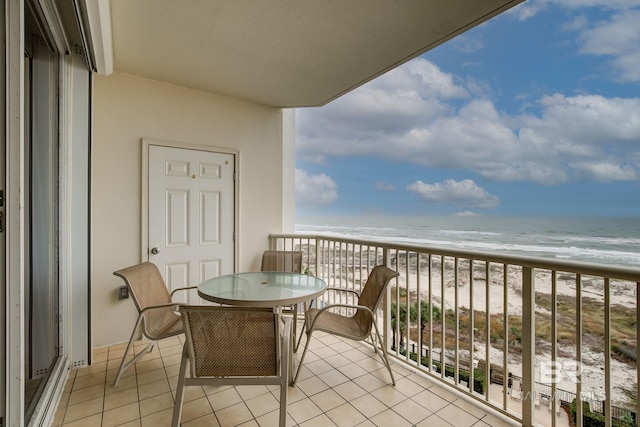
[108, 0, 523, 108]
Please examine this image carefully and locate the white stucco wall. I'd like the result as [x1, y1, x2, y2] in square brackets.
[92, 72, 294, 347]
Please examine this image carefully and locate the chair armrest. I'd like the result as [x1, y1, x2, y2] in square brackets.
[308, 303, 375, 330]
[140, 302, 182, 314]
[170, 286, 198, 297]
[324, 287, 360, 297]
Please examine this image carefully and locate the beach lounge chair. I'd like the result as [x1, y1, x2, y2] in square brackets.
[293, 265, 399, 385]
[112, 262, 196, 386]
[261, 250, 304, 346]
[171, 306, 291, 427]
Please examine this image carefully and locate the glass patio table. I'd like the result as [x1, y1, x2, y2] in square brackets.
[197, 271, 326, 307]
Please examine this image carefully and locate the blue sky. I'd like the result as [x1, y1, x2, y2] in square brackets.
[295, 0, 640, 218]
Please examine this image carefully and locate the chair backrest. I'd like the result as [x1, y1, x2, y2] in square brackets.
[180, 305, 280, 378]
[113, 262, 176, 337]
[261, 250, 303, 273]
[354, 265, 399, 333]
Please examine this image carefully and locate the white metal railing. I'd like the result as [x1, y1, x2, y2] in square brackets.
[269, 233, 640, 427]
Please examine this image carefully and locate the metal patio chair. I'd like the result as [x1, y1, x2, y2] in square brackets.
[261, 250, 304, 346]
[171, 305, 291, 427]
[293, 265, 399, 385]
[112, 262, 196, 386]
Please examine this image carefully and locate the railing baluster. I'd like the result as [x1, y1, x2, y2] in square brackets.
[441, 255, 446, 379]
[503, 264, 509, 411]
[484, 261, 490, 400]
[576, 273, 583, 427]
[604, 277, 611, 427]
[551, 270, 558, 427]
[522, 266, 535, 426]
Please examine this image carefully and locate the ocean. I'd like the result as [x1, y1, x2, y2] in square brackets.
[295, 216, 640, 268]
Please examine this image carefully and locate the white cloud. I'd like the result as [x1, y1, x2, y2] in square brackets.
[406, 179, 500, 208]
[297, 57, 640, 186]
[577, 10, 640, 82]
[512, 0, 639, 21]
[295, 169, 338, 206]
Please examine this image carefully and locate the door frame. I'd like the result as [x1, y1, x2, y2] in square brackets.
[141, 137, 239, 272]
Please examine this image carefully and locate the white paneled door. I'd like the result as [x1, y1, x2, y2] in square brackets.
[147, 144, 235, 303]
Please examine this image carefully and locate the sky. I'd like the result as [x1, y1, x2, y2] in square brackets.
[294, 0, 640, 218]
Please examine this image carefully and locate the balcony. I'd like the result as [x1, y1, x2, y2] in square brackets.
[53, 234, 639, 427]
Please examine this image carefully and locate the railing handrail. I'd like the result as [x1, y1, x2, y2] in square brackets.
[274, 233, 640, 282]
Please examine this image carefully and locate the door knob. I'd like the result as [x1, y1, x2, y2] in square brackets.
[151, 247, 160, 255]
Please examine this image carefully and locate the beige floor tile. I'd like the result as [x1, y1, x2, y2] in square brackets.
[139, 392, 174, 417]
[298, 413, 338, 426]
[303, 358, 334, 376]
[63, 397, 104, 424]
[453, 397, 493, 419]
[162, 352, 183, 367]
[254, 408, 296, 427]
[140, 407, 173, 427]
[182, 413, 221, 427]
[102, 401, 140, 427]
[392, 398, 433, 425]
[353, 372, 387, 392]
[415, 412, 455, 427]
[137, 367, 168, 386]
[75, 361, 107, 377]
[67, 383, 104, 406]
[336, 363, 368, 380]
[61, 413, 102, 427]
[135, 357, 165, 374]
[411, 388, 450, 413]
[350, 393, 387, 419]
[235, 385, 270, 401]
[106, 373, 137, 393]
[207, 387, 243, 411]
[215, 402, 254, 427]
[435, 403, 480, 427]
[316, 367, 350, 387]
[370, 384, 410, 407]
[244, 392, 280, 417]
[180, 396, 214, 423]
[138, 378, 171, 400]
[114, 420, 141, 427]
[72, 372, 107, 390]
[370, 408, 414, 427]
[324, 353, 352, 368]
[325, 403, 366, 427]
[332, 381, 367, 401]
[287, 397, 323, 424]
[309, 389, 347, 412]
[296, 375, 330, 397]
[342, 348, 370, 362]
[104, 386, 139, 411]
[285, 383, 310, 404]
[395, 376, 430, 398]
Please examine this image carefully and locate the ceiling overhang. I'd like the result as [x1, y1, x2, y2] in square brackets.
[87, 0, 524, 108]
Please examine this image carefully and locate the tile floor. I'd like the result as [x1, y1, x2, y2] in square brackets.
[52, 326, 517, 427]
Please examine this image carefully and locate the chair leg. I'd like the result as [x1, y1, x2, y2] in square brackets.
[293, 317, 307, 353]
[113, 314, 152, 386]
[292, 331, 313, 385]
[171, 346, 189, 427]
[280, 319, 291, 427]
[371, 321, 396, 386]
